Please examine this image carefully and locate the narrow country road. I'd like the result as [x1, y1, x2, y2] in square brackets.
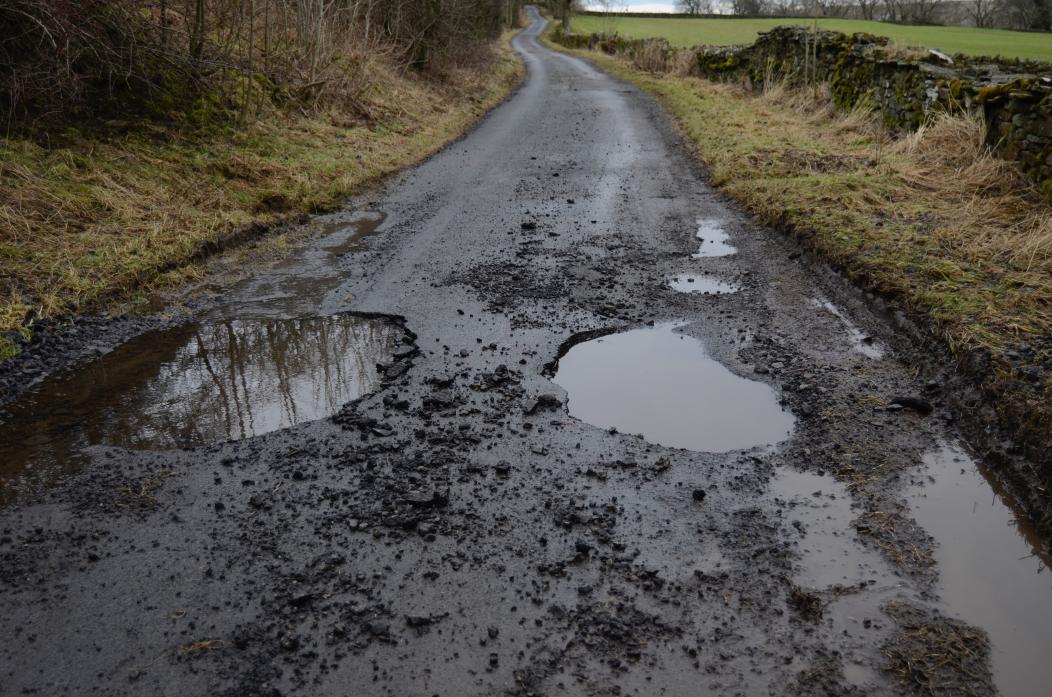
[2, 8, 1051, 697]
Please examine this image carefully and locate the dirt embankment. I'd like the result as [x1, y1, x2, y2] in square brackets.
[544, 24, 1052, 536]
[0, 30, 525, 363]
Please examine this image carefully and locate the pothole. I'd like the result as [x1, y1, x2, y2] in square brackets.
[549, 323, 794, 452]
[668, 275, 738, 295]
[692, 218, 736, 258]
[907, 441, 1052, 697]
[0, 313, 408, 493]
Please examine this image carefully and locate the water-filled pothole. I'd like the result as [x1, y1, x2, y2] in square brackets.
[692, 218, 736, 258]
[668, 275, 738, 295]
[550, 323, 794, 452]
[0, 314, 405, 493]
[907, 442, 1052, 697]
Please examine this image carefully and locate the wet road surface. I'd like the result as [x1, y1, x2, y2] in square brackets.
[2, 8, 1051, 697]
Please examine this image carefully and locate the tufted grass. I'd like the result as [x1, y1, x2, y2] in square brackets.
[0, 31, 524, 357]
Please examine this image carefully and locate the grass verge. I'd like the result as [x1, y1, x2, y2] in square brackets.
[572, 14, 1052, 62]
[0, 31, 524, 359]
[544, 28, 1052, 530]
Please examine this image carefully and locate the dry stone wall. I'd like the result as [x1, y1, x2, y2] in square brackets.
[554, 25, 1052, 196]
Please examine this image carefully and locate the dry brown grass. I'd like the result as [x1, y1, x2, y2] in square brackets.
[179, 639, 223, 656]
[892, 114, 1052, 275]
[628, 39, 673, 73]
[0, 30, 524, 357]
[882, 601, 994, 697]
[855, 510, 936, 574]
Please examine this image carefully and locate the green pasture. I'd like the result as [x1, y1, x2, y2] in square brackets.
[572, 14, 1052, 62]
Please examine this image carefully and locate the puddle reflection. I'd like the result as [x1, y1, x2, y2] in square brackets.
[692, 219, 736, 258]
[552, 323, 794, 452]
[0, 314, 401, 493]
[908, 442, 1052, 697]
[668, 275, 738, 295]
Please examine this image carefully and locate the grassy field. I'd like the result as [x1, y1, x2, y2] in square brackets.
[0, 33, 523, 359]
[573, 14, 1052, 62]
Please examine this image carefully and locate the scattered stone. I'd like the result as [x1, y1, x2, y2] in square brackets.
[525, 394, 562, 415]
[404, 488, 450, 508]
[890, 396, 934, 415]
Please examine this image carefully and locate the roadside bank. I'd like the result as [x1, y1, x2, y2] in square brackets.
[544, 22, 1052, 539]
[0, 30, 524, 364]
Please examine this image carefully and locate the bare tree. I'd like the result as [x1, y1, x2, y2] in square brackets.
[676, 0, 712, 14]
[881, 0, 903, 21]
[548, 0, 576, 31]
[855, 0, 879, 19]
[905, 0, 943, 22]
[1, 0, 522, 128]
[1003, 0, 1052, 28]
[732, 0, 769, 15]
[967, 0, 1001, 26]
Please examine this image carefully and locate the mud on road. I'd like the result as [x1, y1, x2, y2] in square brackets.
[2, 8, 1051, 697]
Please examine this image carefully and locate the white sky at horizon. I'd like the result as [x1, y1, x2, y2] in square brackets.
[582, 2, 679, 12]
[581, 2, 738, 13]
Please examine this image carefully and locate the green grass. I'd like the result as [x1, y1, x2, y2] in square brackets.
[573, 14, 1052, 62]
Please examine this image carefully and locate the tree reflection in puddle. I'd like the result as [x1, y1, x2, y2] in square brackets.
[0, 314, 403, 494]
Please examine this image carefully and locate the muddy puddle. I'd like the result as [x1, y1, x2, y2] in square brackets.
[692, 218, 736, 258]
[907, 442, 1052, 697]
[551, 323, 794, 452]
[668, 275, 738, 295]
[209, 211, 386, 319]
[0, 314, 403, 494]
[770, 468, 890, 588]
[811, 297, 884, 359]
[317, 210, 386, 255]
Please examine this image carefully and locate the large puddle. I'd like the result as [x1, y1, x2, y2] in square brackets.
[0, 314, 402, 493]
[692, 218, 736, 258]
[907, 442, 1052, 697]
[550, 323, 794, 452]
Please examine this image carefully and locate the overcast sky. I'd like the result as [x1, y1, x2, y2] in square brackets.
[583, 2, 680, 12]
